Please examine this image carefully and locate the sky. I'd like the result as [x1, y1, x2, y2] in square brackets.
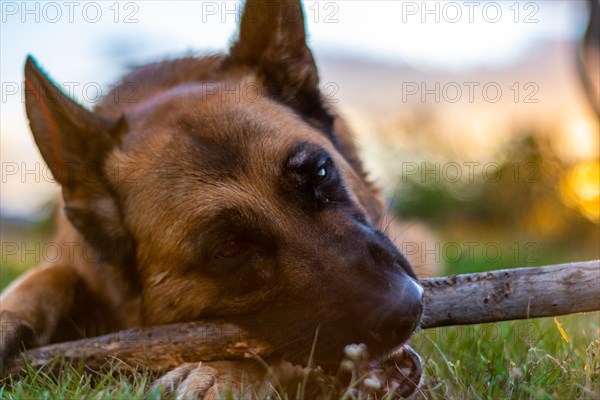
[0, 0, 591, 217]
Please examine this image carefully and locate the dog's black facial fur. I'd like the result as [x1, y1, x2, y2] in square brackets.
[284, 142, 351, 211]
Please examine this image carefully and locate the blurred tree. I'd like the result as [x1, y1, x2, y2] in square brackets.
[396, 132, 598, 247]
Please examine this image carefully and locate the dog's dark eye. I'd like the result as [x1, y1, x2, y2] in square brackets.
[315, 165, 327, 181]
[217, 240, 244, 258]
[313, 158, 333, 185]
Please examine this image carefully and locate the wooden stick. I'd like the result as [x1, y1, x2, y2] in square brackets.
[5, 261, 599, 375]
[4, 321, 271, 375]
[419, 260, 600, 329]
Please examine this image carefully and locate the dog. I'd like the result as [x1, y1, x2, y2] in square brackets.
[1, 0, 427, 397]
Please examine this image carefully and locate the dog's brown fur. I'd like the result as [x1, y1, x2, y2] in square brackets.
[1, 0, 426, 396]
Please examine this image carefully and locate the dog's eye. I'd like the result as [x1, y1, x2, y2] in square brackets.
[315, 165, 327, 181]
[314, 158, 332, 184]
[217, 240, 244, 258]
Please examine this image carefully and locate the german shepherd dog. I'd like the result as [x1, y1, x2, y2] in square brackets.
[1, 0, 425, 397]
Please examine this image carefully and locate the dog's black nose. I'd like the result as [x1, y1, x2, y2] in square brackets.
[377, 275, 424, 342]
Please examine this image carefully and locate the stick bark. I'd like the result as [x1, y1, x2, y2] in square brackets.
[419, 260, 600, 328]
[5, 260, 599, 375]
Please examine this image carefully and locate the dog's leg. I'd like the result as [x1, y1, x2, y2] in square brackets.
[0, 264, 81, 369]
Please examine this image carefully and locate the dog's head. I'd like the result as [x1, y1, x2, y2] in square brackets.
[24, 0, 422, 366]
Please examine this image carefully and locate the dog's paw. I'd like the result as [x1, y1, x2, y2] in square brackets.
[0, 310, 36, 372]
[379, 344, 423, 398]
[341, 343, 423, 399]
[150, 362, 218, 399]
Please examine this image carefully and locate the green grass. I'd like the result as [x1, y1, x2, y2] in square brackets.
[1, 362, 153, 400]
[0, 262, 28, 292]
[413, 314, 599, 399]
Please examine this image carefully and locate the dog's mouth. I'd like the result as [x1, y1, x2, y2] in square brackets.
[343, 343, 423, 398]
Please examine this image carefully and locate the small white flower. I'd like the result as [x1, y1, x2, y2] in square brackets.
[509, 367, 522, 380]
[363, 375, 381, 390]
[340, 359, 355, 371]
[344, 343, 367, 361]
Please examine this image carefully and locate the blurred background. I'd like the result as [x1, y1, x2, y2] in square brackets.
[1, 0, 598, 284]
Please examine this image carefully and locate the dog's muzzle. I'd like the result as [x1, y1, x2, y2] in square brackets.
[373, 275, 423, 345]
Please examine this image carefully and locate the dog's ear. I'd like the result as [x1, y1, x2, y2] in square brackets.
[224, 0, 334, 132]
[24, 56, 135, 266]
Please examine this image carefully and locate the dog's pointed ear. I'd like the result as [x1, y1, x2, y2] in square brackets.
[24, 56, 122, 185]
[224, 0, 333, 132]
[24, 56, 135, 266]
